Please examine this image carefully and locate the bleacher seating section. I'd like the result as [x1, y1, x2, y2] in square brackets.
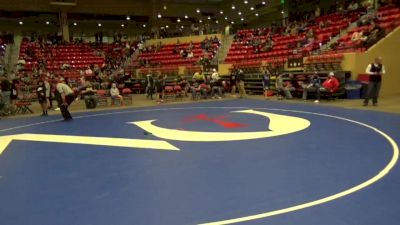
[333, 6, 400, 52]
[134, 41, 219, 67]
[225, 10, 363, 66]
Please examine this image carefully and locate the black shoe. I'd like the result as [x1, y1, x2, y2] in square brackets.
[62, 117, 73, 122]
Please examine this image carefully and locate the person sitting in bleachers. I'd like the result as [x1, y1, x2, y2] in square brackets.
[210, 69, 222, 99]
[321, 72, 340, 94]
[276, 74, 294, 100]
[81, 81, 97, 109]
[302, 73, 322, 103]
[110, 83, 124, 106]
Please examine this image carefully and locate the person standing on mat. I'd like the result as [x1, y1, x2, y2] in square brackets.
[55, 77, 75, 121]
[363, 57, 386, 106]
[237, 69, 246, 98]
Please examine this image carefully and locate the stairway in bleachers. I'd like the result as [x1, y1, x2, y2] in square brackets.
[217, 35, 234, 64]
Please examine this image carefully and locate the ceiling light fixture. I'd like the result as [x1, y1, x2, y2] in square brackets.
[196, 8, 200, 13]
[244, 0, 248, 4]
[232, 5, 236, 9]
[45, 21, 50, 25]
[126, 16, 130, 20]
[98, 23, 102, 27]
[157, 13, 162, 18]
[184, 15, 188, 19]
[73, 22, 77, 26]
[238, 11, 242, 15]
[250, 7, 255, 10]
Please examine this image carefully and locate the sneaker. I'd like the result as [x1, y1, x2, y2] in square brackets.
[314, 100, 319, 103]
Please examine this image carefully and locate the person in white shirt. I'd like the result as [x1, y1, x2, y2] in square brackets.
[210, 69, 223, 99]
[110, 83, 124, 106]
[363, 57, 386, 106]
[55, 77, 75, 121]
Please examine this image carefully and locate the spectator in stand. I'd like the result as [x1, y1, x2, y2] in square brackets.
[237, 69, 246, 98]
[85, 66, 93, 77]
[187, 50, 194, 58]
[36, 79, 48, 116]
[0, 76, 11, 112]
[276, 74, 294, 100]
[363, 57, 386, 106]
[321, 72, 340, 94]
[263, 69, 271, 100]
[10, 79, 19, 105]
[348, 1, 360, 11]
[364, 23, 386, 48]
[230, 68, 237, 96]
[193, 70, 205, 82]
[210, 69, 223, 99]
[302, 73, 321, 103]
[315, 6, 321, 18]
[80, 81, 98, 109]
[110, 83, 124, 106]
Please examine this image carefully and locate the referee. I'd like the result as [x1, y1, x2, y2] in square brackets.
[55, 77, 75, 121]
[363, 57, 386, 106]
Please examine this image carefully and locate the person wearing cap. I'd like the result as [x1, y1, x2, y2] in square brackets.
[321, 72, 340, 93]
[363, 57, 385, 106]
[55, 77, 75, 121]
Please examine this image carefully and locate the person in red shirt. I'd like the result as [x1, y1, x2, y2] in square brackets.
[322, 72, 340, 93]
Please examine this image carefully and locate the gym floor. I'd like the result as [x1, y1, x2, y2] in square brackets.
[0, 97, 399, 225]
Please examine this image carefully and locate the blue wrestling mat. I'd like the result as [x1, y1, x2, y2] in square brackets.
[0, 99, 399, 225]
